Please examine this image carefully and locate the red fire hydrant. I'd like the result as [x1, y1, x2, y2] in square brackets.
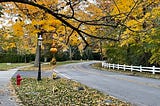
[16, 74, 22, 86]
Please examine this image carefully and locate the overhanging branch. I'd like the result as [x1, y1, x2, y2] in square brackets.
[0, 0, 119, 45]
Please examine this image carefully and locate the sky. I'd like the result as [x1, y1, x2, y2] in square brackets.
[0, 13, 18, 28]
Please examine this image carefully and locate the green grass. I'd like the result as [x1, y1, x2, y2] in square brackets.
[18, 63, 53, 71]
[0, 63, 30, 71]
[56, 60, 82, 65]
[18, 60, 82, 71]
[11, 78, 130, 106]
[0, 61, 80, 71]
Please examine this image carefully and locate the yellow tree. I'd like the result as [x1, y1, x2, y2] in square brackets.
[0, 0, 158, 46]
[107, 0, 160, 65]
[0, 0, 118, 47]
[0, 0, 159, 64]
[0, 1, 62, 65]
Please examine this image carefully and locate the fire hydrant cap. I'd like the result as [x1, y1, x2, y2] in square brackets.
[17, 74, 21, 78]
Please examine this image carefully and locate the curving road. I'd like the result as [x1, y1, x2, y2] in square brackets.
[55, 61, 160, 106]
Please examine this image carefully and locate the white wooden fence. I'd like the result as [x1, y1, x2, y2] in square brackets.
[102, 62, 160, 74]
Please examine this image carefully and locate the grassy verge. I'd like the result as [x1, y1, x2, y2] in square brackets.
[11, 78, 130, 106]
[57, 60, 81, 65]
[18, 60, 81, 71]
[0, 63, 30, 71]
[18, 63, 54, 71]
[91, 63, 160, 80]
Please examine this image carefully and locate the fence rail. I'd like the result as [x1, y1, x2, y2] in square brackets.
[102, 62, 160, 74]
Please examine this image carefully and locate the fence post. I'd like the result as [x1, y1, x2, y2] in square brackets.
[152, 66, 155, 74]
[124, 64, 126, 71]
[113, 64, 114, 69]
[131, 65, 133, 72]
[117, 64, 119, 70]
[102, 62, 104, 67]
[140, 65, 142, 72]
[109, 63, 110, 69]
[107, 63, 108, 68]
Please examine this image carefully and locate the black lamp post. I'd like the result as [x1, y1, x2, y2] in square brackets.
[37, 34, 43, 81]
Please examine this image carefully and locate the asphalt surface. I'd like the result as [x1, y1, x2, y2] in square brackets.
[54, 61, 160, 106]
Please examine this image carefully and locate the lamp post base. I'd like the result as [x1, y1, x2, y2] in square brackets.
[37, 71, 41, 81]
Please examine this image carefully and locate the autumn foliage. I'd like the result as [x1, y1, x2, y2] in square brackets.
[0, 0, 159, 65]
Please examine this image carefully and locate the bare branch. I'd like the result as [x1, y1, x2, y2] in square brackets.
[112, 0, 120, 13]
[66, 29, 74, 45]
[122, 0, 139, 23]
[68, 0, 74, 17]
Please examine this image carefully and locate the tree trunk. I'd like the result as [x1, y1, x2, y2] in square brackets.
[34, 45, 39, 67]
[43, 44, 48, 62]
[69, 45, 72, 60]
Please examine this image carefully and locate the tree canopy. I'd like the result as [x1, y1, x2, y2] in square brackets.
[0, 0, 160, 65]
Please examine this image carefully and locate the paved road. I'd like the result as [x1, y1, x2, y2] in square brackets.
[55, 61, 160, 106]
[0, 68, 19, 106]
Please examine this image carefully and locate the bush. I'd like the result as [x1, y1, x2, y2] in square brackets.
[0, 53, 35, 63]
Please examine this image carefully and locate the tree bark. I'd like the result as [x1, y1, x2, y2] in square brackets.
[69, 45, 72, 60]
[34, 44, 39, 67]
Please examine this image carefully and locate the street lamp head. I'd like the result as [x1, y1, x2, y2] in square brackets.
[24, 33, 28, 38]
[38, 35, 43, 46]
[38, 35, 43, 41]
